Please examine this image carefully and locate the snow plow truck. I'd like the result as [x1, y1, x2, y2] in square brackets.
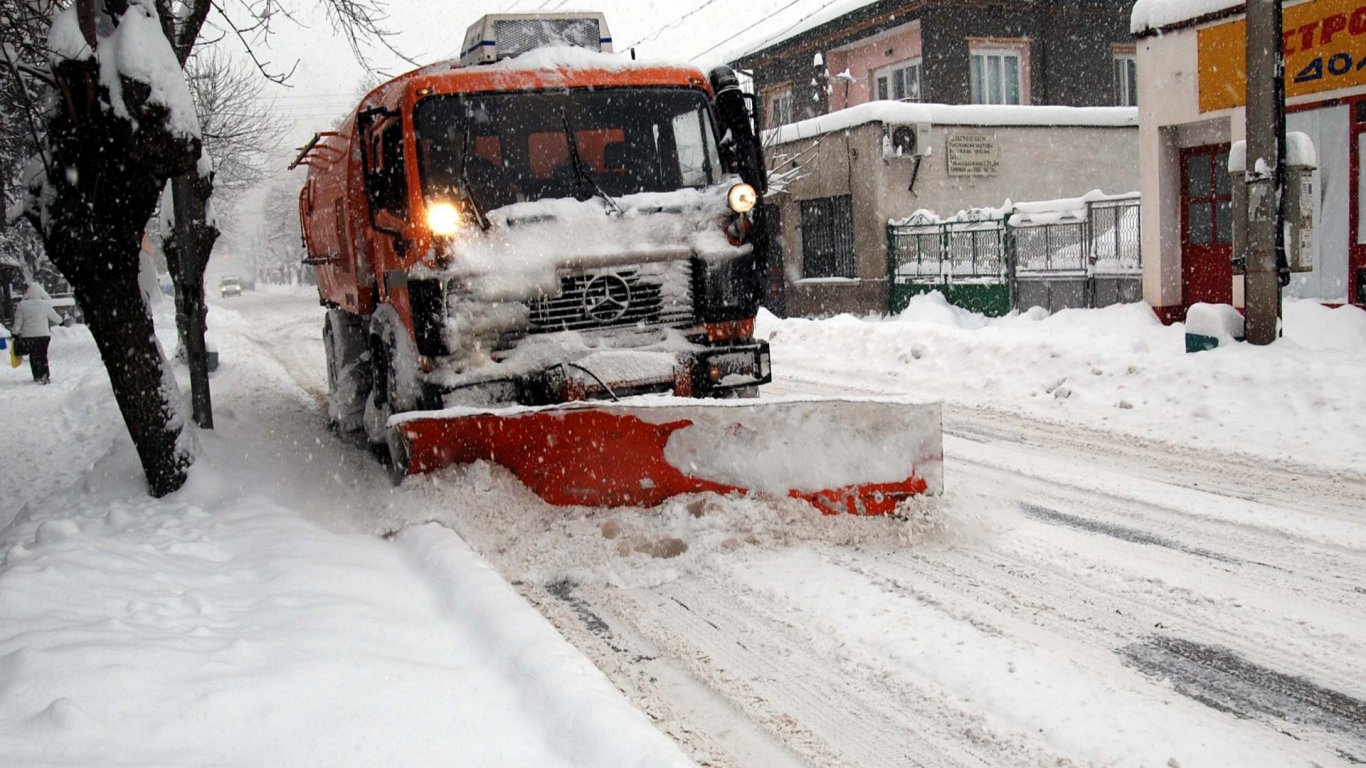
[294, 12, 942, 513]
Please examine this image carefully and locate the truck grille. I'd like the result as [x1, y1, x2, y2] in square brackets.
[527, 261, 694, 334]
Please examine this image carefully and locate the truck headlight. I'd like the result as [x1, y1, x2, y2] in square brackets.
[727, 183, 757, 214]
[426, 201, 461, 236]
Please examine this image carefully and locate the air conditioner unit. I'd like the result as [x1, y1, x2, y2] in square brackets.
[887, 123, 932, 158]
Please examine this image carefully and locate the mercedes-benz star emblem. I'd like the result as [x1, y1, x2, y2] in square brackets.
[582, 274, 632, 323]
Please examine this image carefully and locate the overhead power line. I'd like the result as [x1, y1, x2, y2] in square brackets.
[688, 0, 826, 63]
[623, 0, 728, 50]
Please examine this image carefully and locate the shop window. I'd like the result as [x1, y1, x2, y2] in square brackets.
[971, 45, 1025, 105]
[800, 195, 856, 278]
[875, 59, 923, 102]
[1114, 53, 1138, 106]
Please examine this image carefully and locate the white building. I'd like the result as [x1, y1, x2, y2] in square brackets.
[1132, 0, 1366, 322]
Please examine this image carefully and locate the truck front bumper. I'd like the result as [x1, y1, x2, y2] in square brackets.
[427, 341, 772, 408]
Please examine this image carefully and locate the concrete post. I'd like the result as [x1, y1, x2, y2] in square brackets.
[1243, 0, 1286, 345]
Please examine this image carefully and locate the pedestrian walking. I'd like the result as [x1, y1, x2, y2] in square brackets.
[11, 284, 63, 384]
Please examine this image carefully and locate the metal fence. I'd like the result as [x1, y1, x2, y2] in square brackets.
[887, 194, 1142, 315]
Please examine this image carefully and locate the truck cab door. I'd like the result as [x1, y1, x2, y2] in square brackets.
[364, 118, 411, 232]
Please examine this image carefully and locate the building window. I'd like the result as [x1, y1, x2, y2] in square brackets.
[766, 86, 794, 127]
[800, 195, 856, 278]
[1182, 147, 1233, 247]
[875, 59, 922, 102]
[1114, 53, 1138, 106]
[970, 47, 1024, 105]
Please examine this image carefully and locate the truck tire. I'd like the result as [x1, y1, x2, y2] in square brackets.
[324, 309, 371, 433]
[363, 305, 421, 449]
[363, 342, 395, 450]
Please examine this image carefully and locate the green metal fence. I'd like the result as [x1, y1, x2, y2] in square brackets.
[887, 212, 1012, 315]
[886, 195, 1141, 316]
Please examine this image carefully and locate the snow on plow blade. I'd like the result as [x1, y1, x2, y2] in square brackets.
[391, 399, 942, 515]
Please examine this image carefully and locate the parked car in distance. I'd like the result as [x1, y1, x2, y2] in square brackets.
[219, 276, 243, 298]
[240, 274, 257, 291]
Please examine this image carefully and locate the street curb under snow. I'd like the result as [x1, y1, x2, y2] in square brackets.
[394, 523, 697, 768]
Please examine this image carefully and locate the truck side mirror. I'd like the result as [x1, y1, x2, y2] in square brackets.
[709, 66, 767, 195]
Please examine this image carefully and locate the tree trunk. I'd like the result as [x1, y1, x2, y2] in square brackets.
[30, 58, 200, 498]
[165, 171, 217, 429]
[73, 264, 191, 496]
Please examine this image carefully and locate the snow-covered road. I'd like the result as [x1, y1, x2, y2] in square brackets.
[232, 288, 1366, 766]
[5, 286, 1363, 767]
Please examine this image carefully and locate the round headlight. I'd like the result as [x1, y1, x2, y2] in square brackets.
[727, 183, 758, 214]
[426, 201, 461, 236]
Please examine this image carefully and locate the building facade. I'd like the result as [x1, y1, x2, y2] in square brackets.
[763, 103, 1138, 316]
[733, 0, 1138, 132]
[1133, 0, 1366, 320]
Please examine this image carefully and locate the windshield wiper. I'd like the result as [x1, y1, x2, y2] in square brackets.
[458, 124, 492, 231]
[561, 111, 623, 215]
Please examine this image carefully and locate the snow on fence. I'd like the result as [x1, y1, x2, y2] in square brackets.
[886, 191, 1141, 314]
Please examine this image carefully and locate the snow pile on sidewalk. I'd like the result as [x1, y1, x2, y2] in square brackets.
[759, 293, 1366, 470]
[0, 311, 695, 768]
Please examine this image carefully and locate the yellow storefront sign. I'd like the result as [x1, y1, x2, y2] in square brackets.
[1199, 0, 1366, 112]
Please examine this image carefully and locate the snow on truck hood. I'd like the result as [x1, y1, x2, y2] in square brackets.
[431, 184, 750, 302]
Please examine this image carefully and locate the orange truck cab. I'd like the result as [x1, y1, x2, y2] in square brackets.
[294, 12, 773, 449]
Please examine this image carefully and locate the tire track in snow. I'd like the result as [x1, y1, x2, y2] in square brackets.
[1121, 635, 1366, 763]
[825, 512, 1366, 761]
[547, 570, 1065, 768]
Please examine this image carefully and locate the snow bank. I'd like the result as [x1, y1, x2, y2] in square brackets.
[0, 295, 701, 768]
[396, 524, 695, 768]
[760, 293, 1366, 471]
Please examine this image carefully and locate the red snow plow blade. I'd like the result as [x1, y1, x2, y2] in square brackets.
[390, 399, 942, 515]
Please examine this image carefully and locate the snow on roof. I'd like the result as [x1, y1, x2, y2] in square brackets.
[398, 46, 701, 90]
[1130, 0, 1244, 35]
[488, 45, 681, 72]
[766, 101, 1138, 144]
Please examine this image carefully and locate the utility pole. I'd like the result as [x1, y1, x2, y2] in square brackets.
[1243, 0, 1287, 345]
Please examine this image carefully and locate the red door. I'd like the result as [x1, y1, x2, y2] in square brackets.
[1180, 144, 1234, 306]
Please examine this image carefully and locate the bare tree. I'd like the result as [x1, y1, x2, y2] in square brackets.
[7, 0, 403, 497]
[186, 47, 279, 202]
[254, 176, 306, 284]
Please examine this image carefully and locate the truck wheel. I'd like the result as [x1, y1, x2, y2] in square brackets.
[324, 310, 370, 433]
[363, 341, 394, 449]
[385, 427, 410, 486]
[363, 306, 421, 453]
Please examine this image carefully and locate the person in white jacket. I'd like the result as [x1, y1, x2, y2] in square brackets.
[11, 284, 63, 384]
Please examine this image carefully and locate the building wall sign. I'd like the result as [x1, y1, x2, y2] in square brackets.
[947, 132, 999, 176]
[1199, 0, 1366, 112]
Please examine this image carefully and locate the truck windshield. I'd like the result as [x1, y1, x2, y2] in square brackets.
[414, 88, 723, 211]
